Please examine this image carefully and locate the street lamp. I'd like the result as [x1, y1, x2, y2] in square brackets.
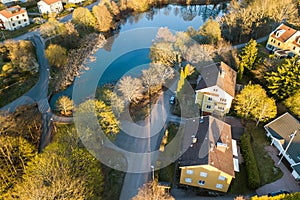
[150, 165, 154, 180]
[278, 130, 298, 165]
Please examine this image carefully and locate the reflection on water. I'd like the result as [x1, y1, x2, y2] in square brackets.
[50, 4, 227, 108]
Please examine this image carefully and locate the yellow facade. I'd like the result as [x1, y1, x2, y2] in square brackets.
[179, 165, 234, 192]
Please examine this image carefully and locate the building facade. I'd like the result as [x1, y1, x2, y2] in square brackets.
[0, 6, 29, 31]
[179, 116, 239, 192]
[264, 112, 300, 180]
[37, 0, 63, 14]
[266, 23, 300, 56]
[195, 62, 236, 115]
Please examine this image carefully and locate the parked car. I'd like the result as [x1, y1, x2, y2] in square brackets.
[268, 190, 290, 197]
[169, 95, 176, 105]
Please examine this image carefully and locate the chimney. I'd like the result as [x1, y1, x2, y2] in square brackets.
[216, 142, 227, 152]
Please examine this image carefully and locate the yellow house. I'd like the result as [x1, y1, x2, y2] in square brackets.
[266, 23, 300, 56]
[195, 62, 236, 116]
[178, 116, 238, 192]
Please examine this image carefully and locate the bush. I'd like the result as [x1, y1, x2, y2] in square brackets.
[240, 134, 260, 189]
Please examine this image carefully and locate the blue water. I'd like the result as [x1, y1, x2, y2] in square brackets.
[50, 4, 227, 108]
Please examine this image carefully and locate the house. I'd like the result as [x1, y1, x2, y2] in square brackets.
[37, 0, 63, 14]
[1, 0, 27, 5]
[62, 0, 84, 4]
[264, 112, 300, 180]
[0, 6, 29, 31]
[195, 62, 236, 115]
[265, 24, 300, 57]
[178, 116, 239, 192]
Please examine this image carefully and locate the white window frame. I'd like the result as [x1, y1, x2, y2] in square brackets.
[208, 97, 212, 101]
[185, 178, 192, 183]
[186, 170, 194, 175]
[200, 172, 207, 177]
[218, 175, 226, 181]
[216, 184, 223, 189]
[198, 180, 205, 186]
[206, 105, 211, 110]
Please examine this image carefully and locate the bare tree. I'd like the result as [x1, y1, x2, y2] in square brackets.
[132, 181, 174, 200]
[117, 76, 143, 104]
[56, 96, 74, 116]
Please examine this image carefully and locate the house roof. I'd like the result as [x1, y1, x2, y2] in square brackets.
[40, 0, 61, 5]
[292, 163, 300, 176]
[179, 116, 235, 177]
[292, 36, 300, 48]
[264, 112, 300, 163]
[195, 62, 236, 97]
[270, 24, 297, 43]
[0, 6, 26, 19]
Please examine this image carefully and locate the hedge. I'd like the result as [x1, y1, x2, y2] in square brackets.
[251, 192, 300, 199]
[240, 133, 260, 189]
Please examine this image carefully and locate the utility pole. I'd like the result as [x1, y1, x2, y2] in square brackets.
[278, 130, 298, 165]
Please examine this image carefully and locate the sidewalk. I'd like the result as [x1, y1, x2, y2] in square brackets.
[256, 146, 300, 196]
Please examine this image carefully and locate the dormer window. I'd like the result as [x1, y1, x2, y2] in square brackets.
[275, 29, 285, 38]
[297, 37, 300, 45]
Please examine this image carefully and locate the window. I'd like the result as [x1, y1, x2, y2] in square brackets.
[293, 46, 296, 50]
[22, 14, 25, 17]
[18, 21, 21, 24]
[220, 98, 226, 102]
[270, 39, 273, 43]
[278, 42, 280, 46]
[24, 19, 27, 22]
[198, 180, 205, 185]
[186, 170, 194, 175]
[16, 16, 19, 19]
[185, 178, 192, 183]
[218, 176, 226, 181]
[218, 106, 224, 110]
[206, 105, 211, 110]
[12, 23, 15, 26]
[216, 184, 223, 189]
[200, 172, 207, 177]
[213, 88, 218, 92]
[10, 18, 13, 21]
[208, 97, 212, 101]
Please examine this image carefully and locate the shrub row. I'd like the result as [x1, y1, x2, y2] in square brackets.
[240, 133, 260, 189]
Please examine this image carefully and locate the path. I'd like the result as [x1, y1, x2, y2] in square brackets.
[256, 146, 300, 196]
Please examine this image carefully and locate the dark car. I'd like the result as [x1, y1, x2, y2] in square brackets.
[268, 190, 290, 197]
[169, 95, 176, 105]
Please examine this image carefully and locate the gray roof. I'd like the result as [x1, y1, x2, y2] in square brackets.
[179, 116, 235, 177]
[265, 112, 300, 164]
[195, 62, 237, 97]
[292, 163, 300, 176]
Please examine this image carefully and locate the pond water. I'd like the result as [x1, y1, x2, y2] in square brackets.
[50, 3, 227, 108]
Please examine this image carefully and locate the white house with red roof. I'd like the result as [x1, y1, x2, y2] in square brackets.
[37, 0, 63, 14]
[266, 23, 300, 56]
[0, 6, 29, 31]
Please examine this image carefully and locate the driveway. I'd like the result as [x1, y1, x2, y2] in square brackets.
[256, 146, 300, 196]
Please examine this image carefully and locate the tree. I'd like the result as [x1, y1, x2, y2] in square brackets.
[252, 96, 277, 126]
[3, 40, 36, 72]
[77, 99, 120, 139]
[199, 18, 222, 44]
[0, 136, 36, 197]
[56, 96, 74, 116]
[265, 56, 300, 100]
[284, 91, 300, 118]
[238, 39, 258, 81]
[150, 42, 177, 67]
[132, 181, 175, 200]
[92, 4, 114, 32]
[72, 7, 97, 30]
[45, 44, 68, 68]
[234, 84, 277, 124]
[117, 76, 143, 104]
[40, 17, 65, 38]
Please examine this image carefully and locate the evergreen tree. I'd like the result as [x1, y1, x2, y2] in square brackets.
[238, 39, 258, 81]
[265, 56, 300, 100]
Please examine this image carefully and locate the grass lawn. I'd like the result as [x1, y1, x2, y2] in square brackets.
[101, 165, 125, 200]
[229, 164, 253, 195]
[0, 73, 38, 108]
[158, 163, 176, 185]
[248, 123, 283, 185]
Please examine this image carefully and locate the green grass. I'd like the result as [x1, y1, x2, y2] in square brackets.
[158, 163, 176, 185]
[0, 73, 38, 108]
[249, 123, 283, 185]
[229, 164, 253, 194]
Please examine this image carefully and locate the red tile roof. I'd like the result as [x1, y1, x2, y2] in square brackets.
[42, 0, 61, 5]
[292, 36, 300, 48]
[270, 24, 297, 43]
[0, 6, 26, 19]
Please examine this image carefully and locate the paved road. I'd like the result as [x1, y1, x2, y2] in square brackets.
[256, 146, 300, 196]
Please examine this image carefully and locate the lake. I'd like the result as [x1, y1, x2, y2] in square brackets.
[50, 3, 227, 108]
